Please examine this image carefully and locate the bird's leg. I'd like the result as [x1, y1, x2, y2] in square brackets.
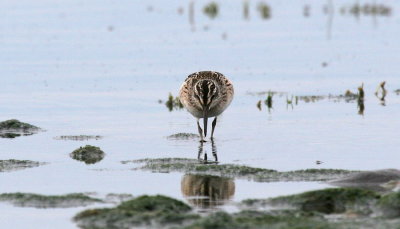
[197, 119, 206, 142]
[197, 141, 204, 160]
[211, 117, 217, 139]
[211, 138, 218, 162]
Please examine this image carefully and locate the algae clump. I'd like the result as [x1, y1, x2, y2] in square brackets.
[378, 192, 400, 218]
[125, 158, 356, 183]
[0, 119, 40, 131]
[70, 145, 105, 164]
[182, 210, 334, 229]
[74, 195, 199, 229]
[0, 119, 41, 138]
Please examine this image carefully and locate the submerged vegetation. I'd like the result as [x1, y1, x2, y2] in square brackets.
[343, 3, 392, 17]
[123, 158, 356, 182]
[70, 145, 105, 164]
[0, 193, 102, 208]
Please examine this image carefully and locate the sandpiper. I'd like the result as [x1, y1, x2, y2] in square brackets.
[179, 71, 234, 141]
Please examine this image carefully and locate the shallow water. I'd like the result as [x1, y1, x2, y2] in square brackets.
[1, 0, 400, 228]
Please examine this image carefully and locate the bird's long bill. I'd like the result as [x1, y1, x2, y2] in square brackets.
[203, 107, 209, 137]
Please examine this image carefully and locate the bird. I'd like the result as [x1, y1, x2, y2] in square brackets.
[179, 71, 234, 141]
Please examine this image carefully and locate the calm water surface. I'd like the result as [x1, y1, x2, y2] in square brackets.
[0, 0, 399, 228]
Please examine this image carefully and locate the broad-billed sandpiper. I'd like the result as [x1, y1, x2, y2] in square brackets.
[179, 71, 234, 141]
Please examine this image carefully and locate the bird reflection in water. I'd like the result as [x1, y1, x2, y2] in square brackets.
[181, 174, 235, 209]
[182, 139, 235, 209]
[197, 139, 218, 164]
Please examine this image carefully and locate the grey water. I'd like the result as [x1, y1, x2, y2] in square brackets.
[0, 0, 399, 228]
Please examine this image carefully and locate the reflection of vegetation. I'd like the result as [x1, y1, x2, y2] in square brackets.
[342, 90, 358, 100]
[124, 158, 356, 182]
[257, 2, 271, 19]
[255, 91, 273, 112]
[74, 195, 199, 229]
[346, 4, 392, 17]
[395, 89, 400, 95]
[0, 119, 41, 138]
[297, 95, 324, 103]
[303, 5, 311, 17]
[334, 84, 365, 103]
[357, 84, 365, 115]
[70, 145, 105, 164]
[54, 135, 102, 141]
[0, 193, 102, 208]
[0, 159, 44, 172]
[165, 93, 184, 112]
[167, 133, 199, 140]
[256, 100, 262, 110]
[203, 2, 219, 19]
[358, 99, 365, 115]
[286, 95, 294, 109]
[181, 174, 235, 208]
[375, 81, 387, 105]
[247, 90, 286, 97]
[0, 133, 28, 138]
[243, 0, 250, 19]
